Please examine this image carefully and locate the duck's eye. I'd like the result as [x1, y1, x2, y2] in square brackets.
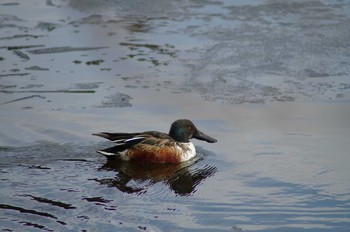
[188, 126, 193, 130]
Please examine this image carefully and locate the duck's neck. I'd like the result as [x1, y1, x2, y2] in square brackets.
[169, 128, 190, 143]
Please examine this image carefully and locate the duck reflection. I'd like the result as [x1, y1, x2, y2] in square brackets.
[95, 157, 217, 196]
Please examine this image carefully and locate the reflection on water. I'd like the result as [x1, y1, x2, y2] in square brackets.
[96, 156, 217, 196]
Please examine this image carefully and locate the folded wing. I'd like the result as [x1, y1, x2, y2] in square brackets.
[92, 131, 174, 160]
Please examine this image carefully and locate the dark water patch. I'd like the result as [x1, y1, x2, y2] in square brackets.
[1, 45, 45, 50]
[20, 84, 44, 89]
[18, 221, 50, 231]
[46, 0, 55, 6]
[73, 82, 101, 89]
[121, 76, 144, 81]
[0, 73, 30, 78]
[27, 165, 51, 170]
[1, 2, 20, 6]
[305, 69, 330, 78]
[25, 65, 49, 71]
[27, 46, 109, 54]
[20, 194, 76, 209]
[0, 146, 12, 152]
[120, 42, 161, 50]
[82, 196, 112, 206]
[138, 225, 147, 230]
[0, 14, 23, 23]
[72, 60, 82, 64]
[339, 83, 350, 90]
[124, 84, 138, 88]
[57, 158, 92, 162]
[90, 175, 148, 195]
[0, 84, 16, 89]
[60, 90, 95, 94]
[0, 95, 46, 105]
[126, 20, 151, 33]
[0, 23, 19, 29]
[36, 22, 60, 31]
[0, 89, 95, 94]
[12, 50, 29, 60]
[0, 56, 4, 61]
[273, 96, 296, 102]
[59, 188, 80, 193]
[0, 204, 57, 219]
[9, 68, 20, 72]
[0, 14, 27, 30]
[86, 59, 104, 65]
[0, 34, 43, 40]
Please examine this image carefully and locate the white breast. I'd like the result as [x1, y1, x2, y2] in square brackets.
[178, 142, 196, 162]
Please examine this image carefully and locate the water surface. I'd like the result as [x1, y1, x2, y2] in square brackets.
[1, 0, 350, 231]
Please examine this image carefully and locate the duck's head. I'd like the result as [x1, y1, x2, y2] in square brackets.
[169, 119, 217, 143]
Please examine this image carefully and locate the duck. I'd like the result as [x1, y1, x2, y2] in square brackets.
[93, 119, 217, 163]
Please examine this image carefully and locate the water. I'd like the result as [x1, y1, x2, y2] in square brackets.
[1, 0, 350, 231]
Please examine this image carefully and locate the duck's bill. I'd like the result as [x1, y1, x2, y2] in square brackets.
[194, 130, 217, 143]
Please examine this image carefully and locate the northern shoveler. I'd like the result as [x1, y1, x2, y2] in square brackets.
[93, 119, 217, 163]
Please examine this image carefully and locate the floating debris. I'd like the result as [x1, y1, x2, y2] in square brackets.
[86, 59, 104, 65]
[0, 95, 46, 105]
[20, 84, 44, 89]
[119, 42, 160, 50]
[0, 73, 30, 78]
[1, 2, 20, 6]
[73, 60, 82, 64]
[0, 90, 95, 94]
[73, 82, 101, 89]
[12, 50, 30, 60]
[0, 34, 43, 40]
[36, 22, 60, 31]
[82, 196, 112, 204]
[25, 66, 49, 71]
[0, 84, 16, 89]
[27, 46, 109, 54]
[4, 45, 45, 50]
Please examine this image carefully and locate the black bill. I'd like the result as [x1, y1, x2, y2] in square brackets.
[194, 130, 217, 143]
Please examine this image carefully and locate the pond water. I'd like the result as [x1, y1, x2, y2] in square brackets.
[1, 0, 350, 231]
